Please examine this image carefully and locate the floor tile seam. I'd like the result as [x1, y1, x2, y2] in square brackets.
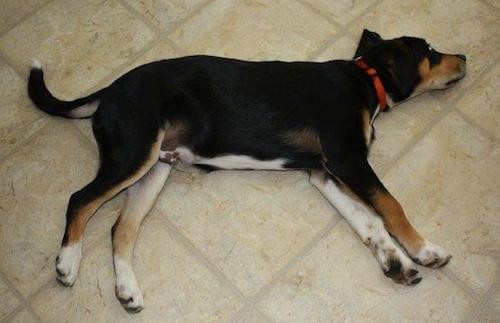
[454, 109, 500, 143]
[0, 303, 24, 323]
[460, 278, 500, 323]
[441, 267, 481, 300]
[228, 217, 339, 322]
[294, 0, 344, 30]
[378, 57, 500, 178]
[0, 271, 42, 323]
[478, 0, 500, 14]
[115, 0, 164, 35]
[0, 0, 55, 39]
[0, 47, 28, 82]
[0, 118, 51, 166]
[228, 305, 274, 323]
[0, 114, 47, 162]
[156, 214, 250, 302]
[342, 0, 385, 31]
[165, 0, 217, 37]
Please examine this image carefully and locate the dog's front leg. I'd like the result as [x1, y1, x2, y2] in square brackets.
[310, 170, 422, 285]
[321, 158, 451, 269]
[112, 162, 172, 313]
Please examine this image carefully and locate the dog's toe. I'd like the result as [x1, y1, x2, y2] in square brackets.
[384, 259, 422, 286]
[413, 241, 452, 268]
[116, 284, 144, 313]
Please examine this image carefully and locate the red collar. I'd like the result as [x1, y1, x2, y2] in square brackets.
[355, 57, 388, 111]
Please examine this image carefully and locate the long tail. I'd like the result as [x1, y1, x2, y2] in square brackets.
[27, 60, 107, 119]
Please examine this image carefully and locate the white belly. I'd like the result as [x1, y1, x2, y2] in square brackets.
[159, 146, 288, 170]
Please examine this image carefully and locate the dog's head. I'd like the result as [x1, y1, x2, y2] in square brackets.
[354, 29, 467, 102]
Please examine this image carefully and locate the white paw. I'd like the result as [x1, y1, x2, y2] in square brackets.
[414, 240, 452, 268]
[114, 257, 144, 313]
[55, 242, 82, 286]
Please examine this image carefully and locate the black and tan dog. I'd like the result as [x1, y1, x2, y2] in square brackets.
[28, 29, 466, 313]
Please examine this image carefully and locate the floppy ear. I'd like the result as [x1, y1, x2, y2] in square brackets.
[383, 50, 419, 100]
[354, 29, 383, 58]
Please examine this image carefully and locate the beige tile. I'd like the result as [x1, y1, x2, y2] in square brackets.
[0, 0, 45, 34]
[456, 63, 500, 139]
[9, 309, 37, 323]
[0, 59, 45, 159]
[236, 309, 271, 323]
[383, 112, 500, 295]
[72, 40, 181, 143]
[259, 221, 475, 323]
[303, 0, 377, 26]
[349, 0, 500, 103]
[470, 308, 500, 323]
[0, 0, 155, 98]
[483, 0, 500, 9]
[0, 120, 122, 296]
[154, 168, 333, 296]
[490, 283, 500, 313]
[369, 95, 444, 173]
[313, 36, 358, 61]
[0, 278, 20, 320]
[170, 0, 336, 60]
[123, 0, 207, 32]
[31, 215, 242, 323]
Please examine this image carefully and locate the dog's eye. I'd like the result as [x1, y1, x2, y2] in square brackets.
[428, 44, 434, 52]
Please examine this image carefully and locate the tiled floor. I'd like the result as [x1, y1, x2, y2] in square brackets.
[0, 0, 499, 322]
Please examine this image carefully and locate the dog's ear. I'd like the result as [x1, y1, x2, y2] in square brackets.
[382, 49, 418, 100]
[354, 29, 383, 58]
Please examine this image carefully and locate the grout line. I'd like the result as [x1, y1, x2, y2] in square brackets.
[478, 0, 500, 13]
[229, 217, 340, 322]
[295, 0, 343, 30]
[0, 47, 27, 81]
[0, 305, 23, 323]
[157, 215, 248, 302]
[115, 0, 164, 35]
[441, 267, 481, 300]
[0, 0, 55, 39]
[454, 109, 500, 143]
[460, 278, 500, 323]
[166, 0, 217, 36]
[0, 271, 42, 323]
[343, 0, 384, 31]
[306, 0, 383, 61]
[229, 306, 274, 323]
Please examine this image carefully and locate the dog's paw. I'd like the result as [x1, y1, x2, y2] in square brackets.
[383, 259, 422, 286]
[55, 243, 82, 287]
[116, 282, 144, 313]
[413, 240, 452, 268]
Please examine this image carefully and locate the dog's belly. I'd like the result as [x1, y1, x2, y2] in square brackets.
[159, 146, 288, 170]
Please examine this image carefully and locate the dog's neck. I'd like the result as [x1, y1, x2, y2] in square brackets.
[354, 57, 389, 112]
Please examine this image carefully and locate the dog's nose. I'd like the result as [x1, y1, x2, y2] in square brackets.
[457, 54, 467, 62]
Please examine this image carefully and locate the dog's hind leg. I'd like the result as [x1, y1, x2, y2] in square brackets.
[112, 162, 171, 313]
[55, 130, 163, 287]
[310, 170, 422, 285]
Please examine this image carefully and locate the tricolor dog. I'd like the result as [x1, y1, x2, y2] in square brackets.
[28, 30, 466, 313]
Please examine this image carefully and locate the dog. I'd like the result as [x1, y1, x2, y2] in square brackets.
[27, 29, 466, 313]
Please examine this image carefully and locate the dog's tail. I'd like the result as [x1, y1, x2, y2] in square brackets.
[28, 59, 107, 119]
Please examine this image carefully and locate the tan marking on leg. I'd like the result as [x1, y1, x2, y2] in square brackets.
[65, 130, 165, 245]
[371, 189, 425, 255]
[283, 128, 321, 153]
